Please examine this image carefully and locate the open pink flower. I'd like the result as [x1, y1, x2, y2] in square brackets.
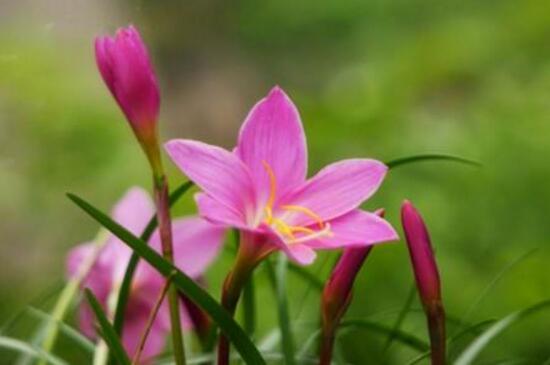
[165, 87, 398, 265]
[67, 187, 224, 362]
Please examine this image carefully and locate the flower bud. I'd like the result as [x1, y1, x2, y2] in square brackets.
[401, 200, 446, 364]
[321, 209, 385, 328]
[400, 200, 441, 308]
[95, 25, 161, 170]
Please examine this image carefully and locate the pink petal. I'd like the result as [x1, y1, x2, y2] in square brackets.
[306, 210, 398, 249]
[121, 287, 170, 362]
[235, 87, 307, 206]
[264, 227, 317, 265]
[67, 242, 113, 300]
[111, 187, 155, 236]
[195, 193, 250, 229]
[285, 159, 388, 226]
[165, 140, 256, 224]
[148, 216, 225, 278]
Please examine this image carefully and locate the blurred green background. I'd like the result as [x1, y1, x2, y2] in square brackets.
[1, 0, 550, 363]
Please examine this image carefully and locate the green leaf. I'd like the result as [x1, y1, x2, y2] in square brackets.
[68, 193, 265, 365]
[456, 248, 537, 333]
[339, 319, 429, 352]
[385, 154, 481, 169]
[112, 181, 193, 337]
[242, 276, 256, 338]
[27, 307, 94, 353]
[265, 255, 296, 365]
[383, 284, 416, 353]
[287, 264, 324, 291]
[454, 299, 550, 365]
[84, 289, 130, 365]
[0, 336, 68, 365]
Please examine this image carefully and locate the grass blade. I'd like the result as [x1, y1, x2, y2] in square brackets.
[382, 284, 416, 353]
[113, 181, 194, 337]
[242, 276, 256, 338]
[85, 290, 130, 365]
[339, 319, 429, 352]
[456, 248, 538, 334]
[27, 307, 94, 353]
[385, 154, 481, 169]
[265, 255, 296, 365]
[455, 299, 550, 365]
[0, 336, 68, 365]
[68, 193, 265, 365]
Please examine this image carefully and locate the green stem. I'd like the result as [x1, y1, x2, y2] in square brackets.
[37, 230, 109, 365]
[427, 303, 446, 365]
[217, 235, 266, 365]
[153, 173, 186, 365]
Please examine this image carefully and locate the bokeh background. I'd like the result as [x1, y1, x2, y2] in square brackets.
[1, 0, 550, 363]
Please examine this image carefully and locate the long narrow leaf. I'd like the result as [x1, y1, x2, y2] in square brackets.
[385, 154, 481, 169]
[383, 284, 416, 353]
[27, 307, 94, 353]
[339, 319, 429, 352]
[113, 181, 194, 337]
[265, 255, 296, 365]
[455, 300, 550, 365]
[242, 276, 256, 338]
[68, 193, 265, 365]
[0, 336, 68, 365]
[85, 290, 130, 365]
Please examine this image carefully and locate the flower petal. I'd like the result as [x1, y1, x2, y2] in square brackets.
[263, 227, 317, 265]
[195, 192, 249, 229]
[111, 186, 155, 236]
[121, 286, 170, 361]
[67, 242, 113, 299]
[236, 87, 307, 205]
[165, 140, 256, 224]
[285, 159, 388, 226]
[306, 210, 398, 249]
[148, 216, 225, 278]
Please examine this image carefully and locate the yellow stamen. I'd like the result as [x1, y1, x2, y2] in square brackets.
[282, 205, 326, 229]
[272, 218, 295, 240]
[262, 160, 277, 209]
[289, 226, 316, 235]
[260, 160, 333, 245]
[287, 223, 333, 245]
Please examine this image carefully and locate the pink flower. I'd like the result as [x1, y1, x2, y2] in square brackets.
[401, 200, 441, 308]
[67, 187, 224, 361]
[95, 26, 160, 141]
[165, 87, 398, 265]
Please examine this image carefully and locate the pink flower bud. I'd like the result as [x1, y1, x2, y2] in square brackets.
[401, 200, 441, 308]
[321, 209, 385, 326]
[401, 200, 446, 364]
[95, 26, 160, 144]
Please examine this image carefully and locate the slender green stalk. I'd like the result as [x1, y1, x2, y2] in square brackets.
[132, 274, 173, 365]
[153, 173, 185, 365]
[37, 230, 109, 365]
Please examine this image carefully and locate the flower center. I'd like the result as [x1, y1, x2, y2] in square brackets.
[261, 161, 332, 244]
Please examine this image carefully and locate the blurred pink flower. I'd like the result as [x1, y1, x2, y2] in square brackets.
[67, 187, 224, 361]
[95, 26, 160, 148]
[165, 86, 398, 265]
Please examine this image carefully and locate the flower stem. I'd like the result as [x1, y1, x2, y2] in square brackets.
[318, 329, 335, 365]
[217, 235, 266, 365]
[427, 303, 446, 365]
[132, 273, 174, 365]
[153, 173, 186, 365]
